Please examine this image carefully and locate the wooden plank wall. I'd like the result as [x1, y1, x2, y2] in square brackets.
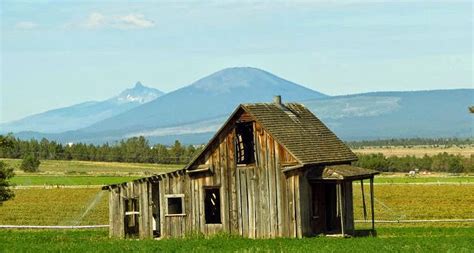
[109, 117, 307, 239]
[158, 119, 303, 239]
[343, 181, 354, 234]
[110, 181, 153, 239]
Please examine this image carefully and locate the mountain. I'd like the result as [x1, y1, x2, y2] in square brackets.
[79, 67, 327, 135]
[0, 82, 164, 133]
[122, 89, 473, 144]
[303, 89, 473, 140]
[7, 67, 472, 145]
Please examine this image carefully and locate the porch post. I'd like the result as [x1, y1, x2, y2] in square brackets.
[360, 179, 367, 220]
[370, 176, 375, 233]
[338, 182, 345, 236]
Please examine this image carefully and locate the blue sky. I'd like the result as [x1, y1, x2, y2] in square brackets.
[1, 0, 472, 123]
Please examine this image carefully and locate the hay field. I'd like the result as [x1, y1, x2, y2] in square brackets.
[352, 146, 474, 158]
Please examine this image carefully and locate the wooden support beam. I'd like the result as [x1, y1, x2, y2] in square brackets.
[370, 177, 375, 233]
[361, 179, 367, 220]
[338, 183, 345, 237]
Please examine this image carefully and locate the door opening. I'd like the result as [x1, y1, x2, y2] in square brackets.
[311, 182, 341, 235]
[124, 198, 140, 238]
[151, 183, 160, 237]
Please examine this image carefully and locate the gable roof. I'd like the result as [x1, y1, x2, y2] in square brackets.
[104, 101, 360, 190]
[242, 103, 357, 165]
[186, 102, 357, 170]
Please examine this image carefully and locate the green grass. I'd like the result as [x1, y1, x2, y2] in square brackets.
[0, 227, 472, 253]
[10, 175, 138, 186]
[374, 176, 474, 184]
[1, 158, 182, 176]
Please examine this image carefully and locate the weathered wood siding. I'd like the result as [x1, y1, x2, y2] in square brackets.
[109, 181, 153, 239]
[108, 111, 355, 239]
[155, 116, 303, 238]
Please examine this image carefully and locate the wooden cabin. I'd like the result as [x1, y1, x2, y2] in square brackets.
[103, 96, 379, 239]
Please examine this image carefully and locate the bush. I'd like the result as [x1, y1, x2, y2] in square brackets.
[0, 161, 15, 205]
[20, 155, 41, 172]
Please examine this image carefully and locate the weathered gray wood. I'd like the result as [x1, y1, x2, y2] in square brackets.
[105, 107, 367, 240]
[361, 180, 367, 220]
[370, 177, 375, 233]
[299, 172, 311, 236]
[294, 174, 302, 238]
[338, 183, 345, 236]
[236, 166, 243, 236]
[344, 181, 354, 235]
[269, 137, 278, 238]
[240, 169, 249, 237]
[247, 168, 255, 238]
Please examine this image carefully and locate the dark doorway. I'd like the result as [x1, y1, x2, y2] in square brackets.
[311, 182, 340, 235]
[151, 183, 160, 237]
[324, 183, 340, 233]
[124, 198, 139, 238]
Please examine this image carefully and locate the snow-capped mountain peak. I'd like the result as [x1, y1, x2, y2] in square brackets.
[113, 82, 164, 104]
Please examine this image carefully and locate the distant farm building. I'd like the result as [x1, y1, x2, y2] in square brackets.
[103, 96, 379, 239]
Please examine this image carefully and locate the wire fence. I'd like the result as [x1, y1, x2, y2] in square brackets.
[1, 219, 473, 230]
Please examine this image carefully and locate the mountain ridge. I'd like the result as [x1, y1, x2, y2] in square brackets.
[79, 67, 327, 134]
[0, 82, 164, 133]
[10, 88, 472, 145]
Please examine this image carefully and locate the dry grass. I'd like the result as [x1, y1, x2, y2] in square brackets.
[1, 184, 473, 227]
[0, 188, 108, 225]
[1, 158, 181, 176]
[353, 184, 474, 221]
[352, 146, 473, 158]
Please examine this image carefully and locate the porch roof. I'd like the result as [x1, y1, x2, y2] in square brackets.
[319, 165, 379, 181]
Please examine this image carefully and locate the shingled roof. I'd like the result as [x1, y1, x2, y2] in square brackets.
[241, 103, 357, 165]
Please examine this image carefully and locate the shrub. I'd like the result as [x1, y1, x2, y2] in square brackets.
[20, 155, 41, 172]
[0, 161, 15, 205]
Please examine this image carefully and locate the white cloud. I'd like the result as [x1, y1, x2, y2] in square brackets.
[15, 21, 38, 30]
[117, 14, 155, 29]
[79, 12, 155, 30]
[83, 12, 106, 29]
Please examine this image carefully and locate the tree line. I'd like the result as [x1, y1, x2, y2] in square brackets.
[0, 135, 472, 173]
[354, 153, 473, 173]
[347, 138, 473, 148]
[0, 135, 203, 164]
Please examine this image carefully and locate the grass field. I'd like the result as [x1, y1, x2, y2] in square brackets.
[0, 159, 473, 252]
[353, 185, 474, 221]
[0, 227, 472, 253]
[1, 158, 181, 176]
[352, 146, 474, 158]
[10, 175, 138, 186]
[0, 188, 108, 226]
[9, 174, 474, 187]
[1, 185, 473, 226]
[373, 175, 474, 184]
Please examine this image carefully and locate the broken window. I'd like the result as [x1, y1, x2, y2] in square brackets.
[204, 187, 221, 224]
[165, 194, 185, 216]
[235, 122, 255, 165]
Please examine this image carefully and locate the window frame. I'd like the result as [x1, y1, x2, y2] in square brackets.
[164, 194, 186, 217]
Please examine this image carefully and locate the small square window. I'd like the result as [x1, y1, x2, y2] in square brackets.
[165, 194, 185, 216]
